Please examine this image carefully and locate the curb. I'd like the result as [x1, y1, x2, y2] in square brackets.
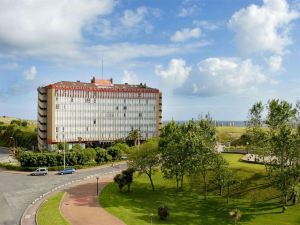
[20, 167, 124, 225]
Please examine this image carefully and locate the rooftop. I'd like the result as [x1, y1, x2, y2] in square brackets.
[44, 77, 159, 92]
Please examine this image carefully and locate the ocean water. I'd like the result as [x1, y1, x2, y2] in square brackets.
[163, 120, 247, 127]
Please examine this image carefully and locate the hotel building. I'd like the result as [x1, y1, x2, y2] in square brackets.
[37, 77, 162, 151]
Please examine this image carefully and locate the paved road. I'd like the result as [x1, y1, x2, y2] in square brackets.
[0, 164, 127, 225]
[0, 147, 10, 162]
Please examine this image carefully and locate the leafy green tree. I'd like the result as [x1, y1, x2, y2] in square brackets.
[247, 99, 300, 209]
[113, 168, 135, 192]
[184, 117, 217, 200]
[129, 138, 160, 191]
[224, 170, 239, 204]
[212, 154, 229, 195]
[159, 120, 191, 191]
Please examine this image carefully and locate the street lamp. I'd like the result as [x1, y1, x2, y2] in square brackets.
[63, 141, 66, 169]
[246, 142, 249, 154]
[96, 176, 99, 195]
[150, 213, 153, 225]
[10, 136, 16, 156]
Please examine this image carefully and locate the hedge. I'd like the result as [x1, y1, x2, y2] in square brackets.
[18, 148, 114, 167]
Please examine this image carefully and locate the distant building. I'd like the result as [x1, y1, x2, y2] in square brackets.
[37, 77, 162, 150]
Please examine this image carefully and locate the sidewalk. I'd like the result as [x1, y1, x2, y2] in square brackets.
[61, 177, 126, 225]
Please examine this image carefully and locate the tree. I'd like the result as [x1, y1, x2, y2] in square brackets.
[224, 170, 239, 204]
[127, 129, 142, 146]
[247, 99, 300, 209]
[159, 121, 191, 191]
[188, 117, 217, 200]
[113, 168, 135, 192]
[129, 138, 160, 191]
[212, 154, 229, 195]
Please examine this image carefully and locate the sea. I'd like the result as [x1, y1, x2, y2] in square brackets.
[163, 121, 247, 127]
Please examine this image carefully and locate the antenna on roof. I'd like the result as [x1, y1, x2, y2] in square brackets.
[101, 55, 104, 79]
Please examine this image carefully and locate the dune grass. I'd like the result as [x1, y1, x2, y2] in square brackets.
[100, 153, 300, 225]
[216, 126, 246, 143]
[36, 192, 70, 225]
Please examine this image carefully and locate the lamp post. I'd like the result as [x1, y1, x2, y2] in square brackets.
[63, 141, 66, 169]
[150, 213, 153, 225]
[10, 136, 16, 155]
[96, 176, 99, 195]
[246, 141, 249, 154]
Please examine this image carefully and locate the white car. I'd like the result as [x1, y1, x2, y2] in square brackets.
[31, 168, 48, 176]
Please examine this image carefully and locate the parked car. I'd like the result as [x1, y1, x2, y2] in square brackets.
[31, 168, 48, 176]
[120, 154, 128, 160]
[58, 168, 76, 175]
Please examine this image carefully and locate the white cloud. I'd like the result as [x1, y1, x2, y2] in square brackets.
[171, 28, 201, 43]
[23, 66, 37, 80]
[176, 57, 267, 96]
[178, 0, 201, 17]
[267, 55, 282, 72]
[121, 70, 139, 84]
[193, 20, 219, 30]
[155, 59, 192, 87]
[228, 0, 299, 54]
[120, 7, 149, 27]
[0, 0, 117, 49]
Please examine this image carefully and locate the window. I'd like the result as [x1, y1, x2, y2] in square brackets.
[124, 106, 127, 110]
[94, 119, 96, 125]
[56, 104, 59, 109]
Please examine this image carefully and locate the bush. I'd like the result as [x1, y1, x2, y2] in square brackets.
[21, 120, 28, 127]
[95, 148, 111, 163]
[17, 147, 115, 167]
[158, 204, 169, 220]
[84, 148, 96, 161]
[107, 146, 121, 160]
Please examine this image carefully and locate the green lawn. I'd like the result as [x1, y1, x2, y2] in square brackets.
[37, 192, 70, 225]
[100, 153, 300, 225]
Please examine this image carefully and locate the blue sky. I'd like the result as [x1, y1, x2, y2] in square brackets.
[0, 0, 300, 121]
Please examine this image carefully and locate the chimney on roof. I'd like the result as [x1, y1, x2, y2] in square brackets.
[110, 78, 113, 84]
[76, 80, 80, 82]
[91, 76, 95, 83]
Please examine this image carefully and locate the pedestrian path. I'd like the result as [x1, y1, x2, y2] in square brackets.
[61, 177, 126, 225]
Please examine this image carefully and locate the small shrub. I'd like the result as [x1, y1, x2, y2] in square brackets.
[229, 208, 241, 225]
[158, 204, 169, 220]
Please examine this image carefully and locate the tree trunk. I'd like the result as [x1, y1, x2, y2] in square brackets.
[176, 174, 179, 192]
[203, 175, 208, 200]
[227, 185, 230, 204]
[147, 172, 155, 192]
[180, 174, 184, 189]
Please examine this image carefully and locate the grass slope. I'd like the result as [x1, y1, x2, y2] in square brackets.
[216, 126, 246, 143]
[37, 192, 70, 225]
[100, 154, 300, 225]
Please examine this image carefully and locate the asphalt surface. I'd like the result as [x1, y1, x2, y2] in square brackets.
[0, 147, 10, 162]
[0, 160, 127, 225]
